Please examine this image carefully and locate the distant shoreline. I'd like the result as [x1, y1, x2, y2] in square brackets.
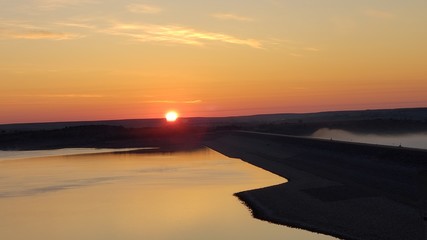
[1, 107, 426, 132]
[1, 107, 427, 151]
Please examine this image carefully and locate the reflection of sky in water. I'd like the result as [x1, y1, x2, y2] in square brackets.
[0, 148, 148, 161]
[0, 148, 335, 240]
[311, 128, 427, 150]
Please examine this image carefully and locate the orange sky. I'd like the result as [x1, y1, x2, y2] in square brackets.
[1, 0, 426, 124]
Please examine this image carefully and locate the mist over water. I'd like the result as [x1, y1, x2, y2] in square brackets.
[0, 148, 335, 240]
[311, 128, 427, 150]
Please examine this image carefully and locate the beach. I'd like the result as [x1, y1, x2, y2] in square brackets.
[205, 131, 427, 240]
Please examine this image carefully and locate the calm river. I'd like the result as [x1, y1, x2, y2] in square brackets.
[0, 148, 334, 240]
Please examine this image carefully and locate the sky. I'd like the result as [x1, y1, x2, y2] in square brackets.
[0, 0, 426, 124]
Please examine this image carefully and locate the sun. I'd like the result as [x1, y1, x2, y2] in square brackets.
[165, 111, 179, 122]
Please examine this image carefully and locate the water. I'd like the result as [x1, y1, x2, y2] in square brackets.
[0, 148, 334, 240]
[0, 148, 148, 161]
[311, 128, 427, 150]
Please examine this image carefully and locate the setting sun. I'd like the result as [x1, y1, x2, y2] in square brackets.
[165, 111, 179, 122]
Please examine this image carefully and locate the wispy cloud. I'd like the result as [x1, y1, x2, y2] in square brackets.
[39, 94, 104, 98]
[0, 21, 82, 40]
[11, 30, 81, 40]
[144, 100, 202, 104]
[303, 47, 320, 52]
[104, 23, 262, 48]
[290, 53, 303, 58]
[127, 4, 163, 14]
[364, 9, 394, 19]
[55, 22, 96, 29]
[212, 13, 253, 22]
[12, 94, 105, 98]
[36, 0, 98, 10]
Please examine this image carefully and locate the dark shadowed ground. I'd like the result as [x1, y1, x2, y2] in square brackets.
[205, 131, 427, 240]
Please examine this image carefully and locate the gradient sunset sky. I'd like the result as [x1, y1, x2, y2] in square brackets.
[1, 0, 426, 124]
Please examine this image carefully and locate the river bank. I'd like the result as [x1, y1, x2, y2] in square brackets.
[205, 131, 427, 240]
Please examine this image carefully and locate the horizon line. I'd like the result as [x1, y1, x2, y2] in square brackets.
[1, 106, 426, 126]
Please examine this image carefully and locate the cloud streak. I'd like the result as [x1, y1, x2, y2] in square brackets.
[8, 94, 105, 98]
[104, 23, 262, 48]
[10, 30, 81, 40]
[127, 4, 163, 14]
[0, 21, 82, 40]
[144, 100, 202, 104]
[55, 22, 96, 29]
[39, 94, 104, 98]
[36, 0, 98, 10]
[303, 47, 320, 52]
[212, 13, 253, 22]
[290, 53, 303, 57]
[364, 9, 394, 19]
